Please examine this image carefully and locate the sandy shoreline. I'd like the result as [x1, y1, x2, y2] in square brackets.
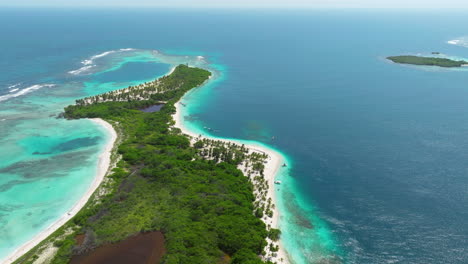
[5, 64, 289, 263]
[173, 101, 289, 263]
[3, 118, 117, 264]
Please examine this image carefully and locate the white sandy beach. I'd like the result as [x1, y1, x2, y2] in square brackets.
[3, 118, 117, 264]
[173, 101, 290, 263]
[5, 64, 288, 263]
[167, 66, 176, 75]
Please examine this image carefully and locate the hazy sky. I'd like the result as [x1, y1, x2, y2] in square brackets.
[2, 0, 468, 8]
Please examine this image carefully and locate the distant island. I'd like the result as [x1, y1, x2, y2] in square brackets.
[387, 55, 468, 68]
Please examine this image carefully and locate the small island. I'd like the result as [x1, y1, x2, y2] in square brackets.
[387, 55, 468, 68]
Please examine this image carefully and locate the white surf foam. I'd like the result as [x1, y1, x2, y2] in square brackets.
[447, 37, 468, 47]
[81, 59, 93, 65]
[68, 48, 136, 75]
[68, 65, 94, 75]
[0, 84, 55, 102]
[9, 88, 19, 93]
[91, 50, 116, 60]
[8, 83, 21, 89]
[448, 40, 460, 45]
[68, 51, 117, 75]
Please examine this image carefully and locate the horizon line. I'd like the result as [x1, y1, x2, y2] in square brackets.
[3, 5, 468, 9]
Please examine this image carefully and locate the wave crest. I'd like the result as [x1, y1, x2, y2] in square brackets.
[8, 83, 21, 90]
[447, 37, 468, 47]
[68, 48, 137, 75]
[0, 84, 55, 102]
[68, 65, 94, 75]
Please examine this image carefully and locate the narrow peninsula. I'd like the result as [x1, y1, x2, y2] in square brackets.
[13, 65, 287, 264]
[387, 55, 468, 67]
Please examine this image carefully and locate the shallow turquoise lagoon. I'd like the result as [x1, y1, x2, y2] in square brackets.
[0, 49, 203, 261]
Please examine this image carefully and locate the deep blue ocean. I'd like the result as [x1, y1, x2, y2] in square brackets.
[2, 8, 468, 263]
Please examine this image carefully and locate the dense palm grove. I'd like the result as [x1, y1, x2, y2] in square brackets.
[17, 65, 279, 264]
[75, 68, 185, 105]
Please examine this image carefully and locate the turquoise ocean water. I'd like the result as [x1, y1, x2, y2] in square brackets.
[3, 8, 468, 263]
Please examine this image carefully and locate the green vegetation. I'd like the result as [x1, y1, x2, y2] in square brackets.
[38, 65, 278, 264]
[387, 55, 468, 67]
[75, 66, 193, 105]
[267, 229, 281, 241]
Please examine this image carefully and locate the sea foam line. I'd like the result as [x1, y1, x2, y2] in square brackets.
[0, 84, 55, 102]
[447, 37, 468, 47]
[448, 40, 460, 45]
[8, 83, 21, 90]
[68, 65, 94, 75]
[68, 48, 136, 75]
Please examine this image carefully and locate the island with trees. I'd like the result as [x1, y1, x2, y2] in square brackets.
[387, 55, 468, 67]
[14, 65, 285, 264]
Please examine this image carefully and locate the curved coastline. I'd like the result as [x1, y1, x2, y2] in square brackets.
[3, 118, 117, 264]
[7, 60, 292, 263]
[173, 99, 291, 263]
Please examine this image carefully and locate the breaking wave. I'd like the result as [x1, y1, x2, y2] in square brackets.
[8, 83, 21, 90]
[68, 48, 136, 75]
[447, 37, 468, 47]
[0, 84, 55, 102]
[68, 65, 94, 75]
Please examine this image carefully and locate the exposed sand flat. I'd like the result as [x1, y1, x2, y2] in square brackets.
[173, 101, 289, 263]
[3, 118, 117, 264]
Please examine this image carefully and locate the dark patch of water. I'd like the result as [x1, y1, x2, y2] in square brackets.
[140, 104, 164, 113]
